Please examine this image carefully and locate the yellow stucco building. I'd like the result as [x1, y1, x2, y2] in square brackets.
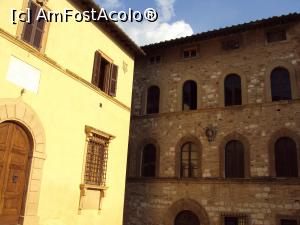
[0, 0, 143, 225]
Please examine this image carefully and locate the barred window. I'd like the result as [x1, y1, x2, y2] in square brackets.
[222, 214, 248, 225]
[84, 128, 111, 186]
[280, 219, 298, 225]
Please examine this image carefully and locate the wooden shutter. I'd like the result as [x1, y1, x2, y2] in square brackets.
[109, 64, 118, 97]
[225, 140, 244, 178]
[33, 18, 46, 49]
[22, 2, 45, 49]
[275, 137, 298, 177]
[22, 2, 38, 44]
[91, 51, 101, 87]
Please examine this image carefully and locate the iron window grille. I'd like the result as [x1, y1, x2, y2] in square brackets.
[84, 126, 114, 186]
[222, 213, 248, 225]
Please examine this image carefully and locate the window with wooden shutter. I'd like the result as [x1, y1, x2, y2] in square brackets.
[180, 142, 199, 178]
[271, 67, 292, 101]
[225, 140, 245, 178]
[275, 137, 298, 177]
[224, 74, 242, 106]
[146, 86, 160, 114]
[22, 1, 46, 50]
[91, 51, 119, 97]
[182, 80, 197, 111]
[141, 144, 156, 177]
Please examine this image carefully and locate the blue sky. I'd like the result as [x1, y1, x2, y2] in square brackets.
[96, 0, 300, 46]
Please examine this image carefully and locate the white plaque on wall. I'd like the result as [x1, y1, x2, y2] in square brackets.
[6, 56, 41, 94]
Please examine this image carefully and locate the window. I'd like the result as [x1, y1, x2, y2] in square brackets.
[275, 137, 298, 177]
[84, 127, 111, 186]
[146, 86, 160, 114]
[222, 39, 240, 50]
[266, 29, 287, 43]
[22, 1, 47, 50]
[280, 219, 298, 225]
[141, 144, 156, 177]
[181, 142, 198, 178]
[92, 51, 118, 97]
[225, 140, 245, 178]
[183, 48, 197, 59]
[224, 74, 242, 106]
[175, 210, 200, 225]
[150, 55, 161, 65]
[182, 80, 197, 110]
[79, 126, 114, 211]
[223, 215, 247, 225]
[271, 67, 292, 101]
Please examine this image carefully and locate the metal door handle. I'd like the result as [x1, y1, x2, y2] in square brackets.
[12, 175, 18, 183]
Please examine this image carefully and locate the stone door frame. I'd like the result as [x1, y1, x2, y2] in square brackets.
[0, 99, 46, 225]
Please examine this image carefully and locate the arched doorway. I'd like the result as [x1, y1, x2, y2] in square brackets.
[174, 210, 200, 225]
[0, 122, 32, 225]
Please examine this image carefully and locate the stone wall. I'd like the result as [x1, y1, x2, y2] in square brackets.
[124, 19, 300, 225]
[124, 181, 300, 225]
[131, 21, 300, 115]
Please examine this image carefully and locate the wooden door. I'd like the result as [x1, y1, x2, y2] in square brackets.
[0, 122, 31, 225]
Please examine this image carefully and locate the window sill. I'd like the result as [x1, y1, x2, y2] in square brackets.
[78, 184, 108, 212]
[265, 39, 289, 46]
[127, 176, 300, 184]
[181, 56, 199, 61]
[80, 183, 108, 191]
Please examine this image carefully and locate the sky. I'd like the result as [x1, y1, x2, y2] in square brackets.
[95, 0, 300, 46]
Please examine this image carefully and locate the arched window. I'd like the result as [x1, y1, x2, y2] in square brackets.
[224, 74, 242, 106]
[271, 67, 292, 101]
[275, 137, 298, 177]
[175, 210, 200, 225]
[182, 80, 197, 110]
[141, 144, 156, 177]
[225, 140, 245, 178]
[146, 86, 160, 114]
[181, 142, 198, 178]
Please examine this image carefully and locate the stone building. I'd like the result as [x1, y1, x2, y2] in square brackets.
[124, 13, 300, 225]
[0, 0, 143, 225]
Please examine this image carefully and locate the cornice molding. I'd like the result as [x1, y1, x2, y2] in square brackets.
[0, 28, 131, 112]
